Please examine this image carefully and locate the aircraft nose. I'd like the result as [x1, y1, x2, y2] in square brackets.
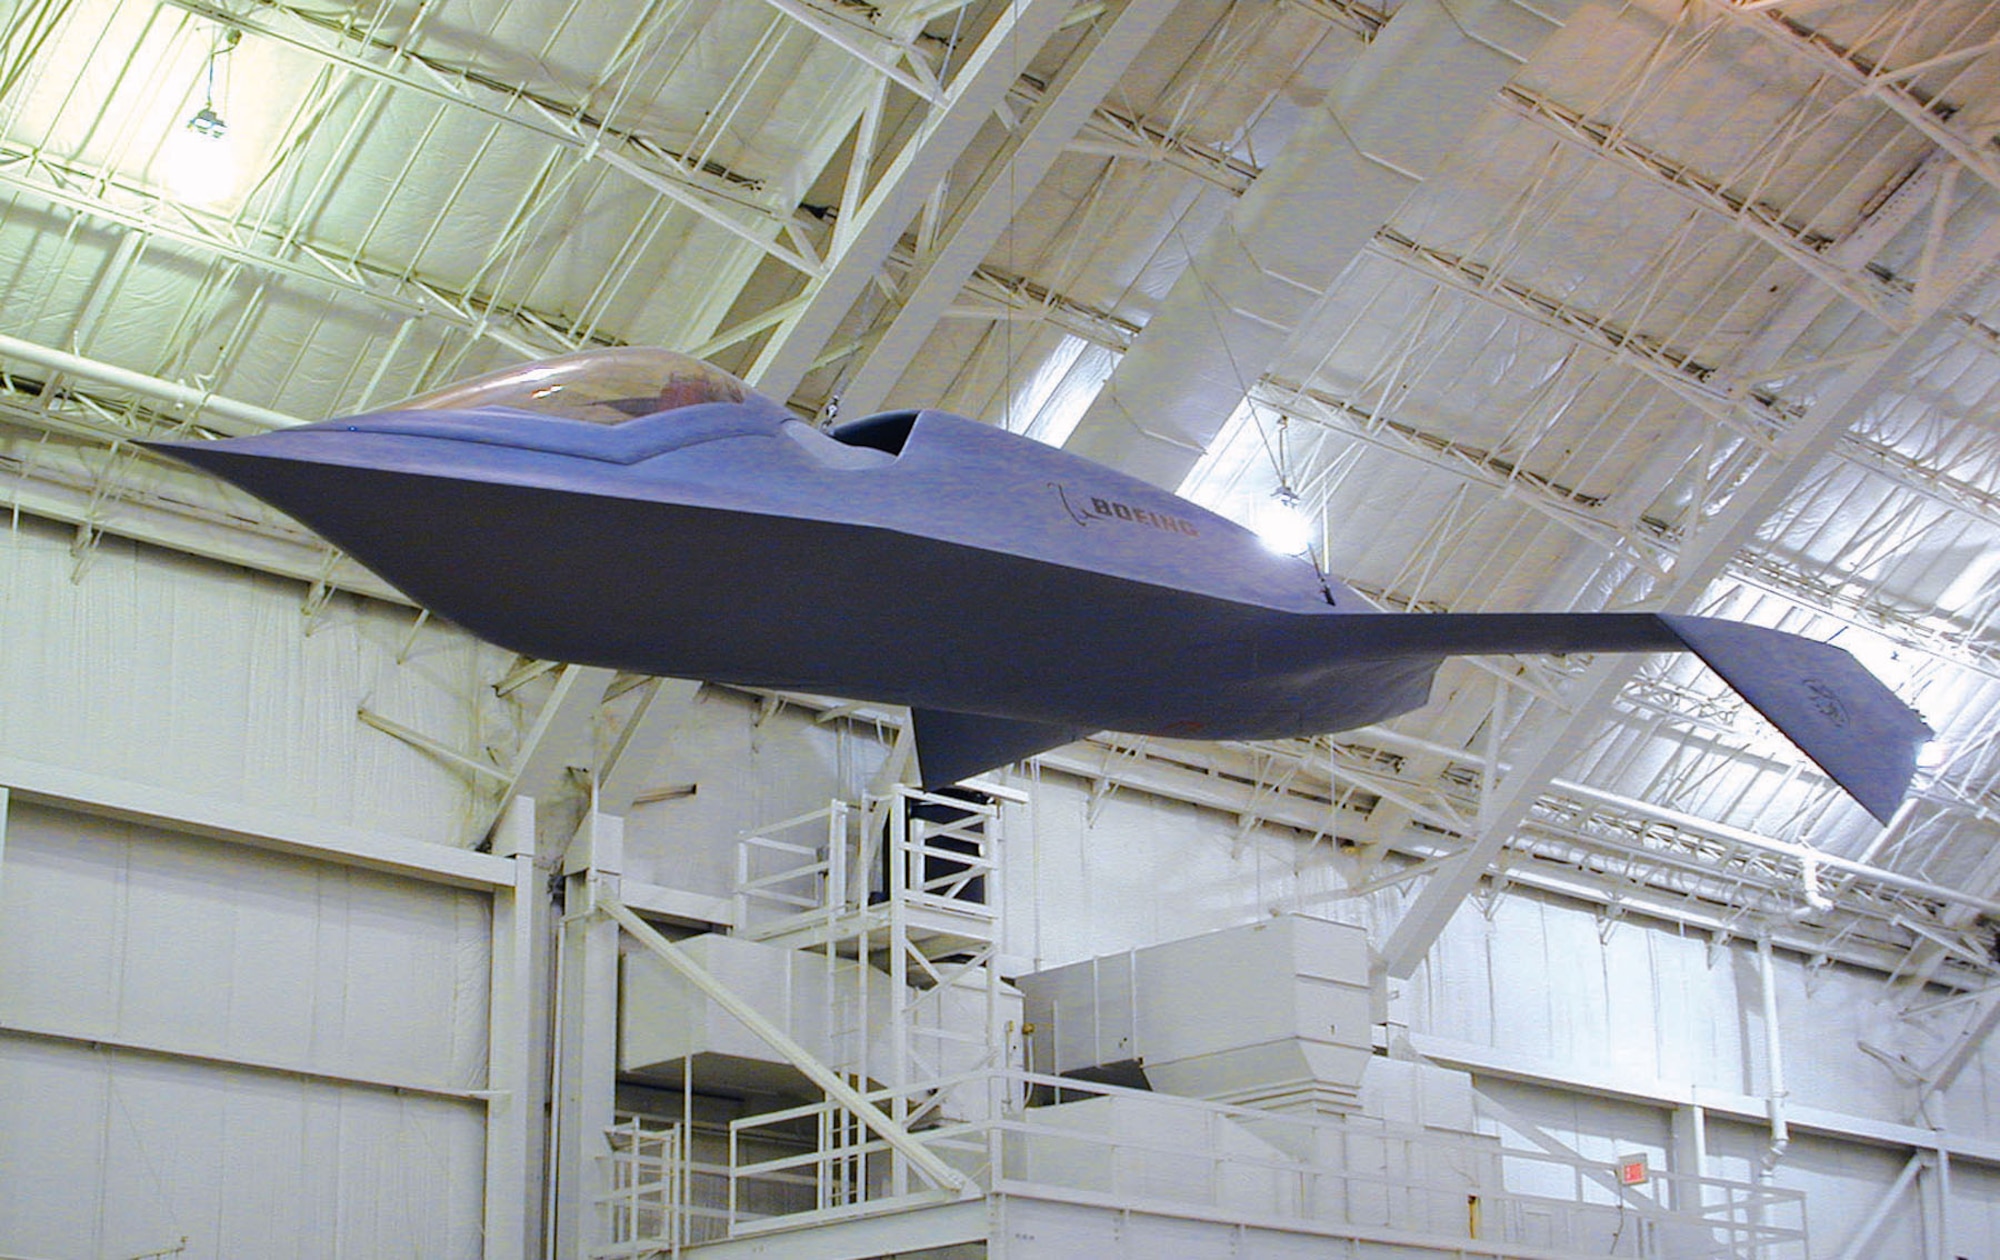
[140, 435, 310, 501]
[137, 436, 234, 472]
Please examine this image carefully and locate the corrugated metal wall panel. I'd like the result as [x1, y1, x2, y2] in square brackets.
[0, 1034, 485, 1259]
[0, 802, 491, 1259]
[0, 516, 500, 841]
[0, 802, 490, 1090]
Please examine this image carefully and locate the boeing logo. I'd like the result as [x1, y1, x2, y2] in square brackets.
[1803, 677, 1850, 728]
[1052, 483, 1200, 536]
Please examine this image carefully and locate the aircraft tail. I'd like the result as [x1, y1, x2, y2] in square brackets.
[1314, 611, 1929, 823]
[1654, 615, 1930, 824]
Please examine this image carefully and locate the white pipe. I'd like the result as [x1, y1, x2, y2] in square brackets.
[1790, 852, 1836, 920]
[0, 332, 303, 434]
[1937, 1147, 1954, 1260]
[599, 896, 968, 1192]
[1758, 936, 1790, 1169]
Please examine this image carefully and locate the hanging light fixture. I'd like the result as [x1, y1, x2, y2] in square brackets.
[1250, 413, 1314, 556]
[1253, 485, 1313, 556]
[186, 104, 226, 140]
[166, 28, 238, 203]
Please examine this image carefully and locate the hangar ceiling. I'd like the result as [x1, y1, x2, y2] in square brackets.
[6, 0, 2000, 1073]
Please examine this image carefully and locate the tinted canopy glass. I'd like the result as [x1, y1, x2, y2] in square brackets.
[391, 347, 759, 425]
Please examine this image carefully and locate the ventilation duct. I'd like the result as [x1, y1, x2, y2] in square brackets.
[1019, 915, 1377, 1115]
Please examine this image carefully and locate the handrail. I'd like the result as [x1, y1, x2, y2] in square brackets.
[601, 896, 970, 1193]
[717, 1066, 1806, 1256]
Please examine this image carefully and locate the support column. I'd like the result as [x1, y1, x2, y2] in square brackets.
[553, 808, 623, 1259]
[1669, 1103, 1707, 1216]
[1936, 1147, 1954, 1260]
[485, 798, 545, 1260]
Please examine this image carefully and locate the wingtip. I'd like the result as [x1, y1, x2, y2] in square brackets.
[1658, 614, 1928, 825]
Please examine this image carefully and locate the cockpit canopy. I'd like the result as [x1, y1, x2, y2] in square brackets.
[393, 346, 762, 425]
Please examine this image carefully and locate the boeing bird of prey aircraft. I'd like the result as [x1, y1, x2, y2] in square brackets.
[150, 347, 1931, 821]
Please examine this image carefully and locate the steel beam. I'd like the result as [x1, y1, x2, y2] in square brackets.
[554, 860, 621, 1258]
[1062, 0, 1567, 489]
[747, 0, 1074, 399]
[0, 751, 514, 889]
[1920, 987, 2000, 1106]
[509, 665, 618, 807]
[1254, 378, 1679, 580]
[1381, 212, 2000, 976]
[829, 0, 1185, 418]
[597, 677, 704, 816]
[1046, 80, 1262, 195]
[1497, 84, 1912, 331]
[0, 1020, 488, 1103]
[160, 0, 819, 276]
[0, 331, 303, 434]
[752, 0, 942, 104]
[1352, 235, 2000, 667]
[484, 843, 544, 1260]
[1833, 1151, 1925, 1260]
[477, 664, 617, 851]
[1411, 1028, 2000, 1166]
[0, 149, 568, 360]
[1710, 1, 2000, 201]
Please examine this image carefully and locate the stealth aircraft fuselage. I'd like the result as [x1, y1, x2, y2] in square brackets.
[151, 349, 1931, 819]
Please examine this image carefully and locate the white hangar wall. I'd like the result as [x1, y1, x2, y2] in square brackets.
[0, 802, 490, 1259]
[989, 766, 2000, 1254]
[994, 762, 2000, 1141]
[0, 515, 501, 836]
[0, 517, 522, 1260]
[0, 515, 1993, 1255]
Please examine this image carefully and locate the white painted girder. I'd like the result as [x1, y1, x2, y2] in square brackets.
[0, 751, 515, 888]
[1061, 0, 1571, 489]
[1257, 379, 1681, 581]
[484, 848, 544, 1260]
[827, 0, 1186, 419]
[1045, 78, 1262, 195]
[161, 0, 823, 277]
[752, 0, 943, 105]
[0, 332, 302, 434]
[0, 151, 567, 362]
[1368, 227, 1788, 456]
[1709, 0, 2000, 202]
[1382, 207, 2000, 977]
[1257, 372, 2000, 687]
[1360, 231, 2000, 653]
[945, 260, 1142, 351]
[597, 676, 704, 816]
[1496, 84, 1916, 334]
[484, 664, 618, 847]
[746, 0, 1087, 400]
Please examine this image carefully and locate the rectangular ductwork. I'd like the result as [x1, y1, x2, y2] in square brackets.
[621, 933, 896, 1097]
[1020, 916, 1377, 1115]
[620, 932, 1019, 1112]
